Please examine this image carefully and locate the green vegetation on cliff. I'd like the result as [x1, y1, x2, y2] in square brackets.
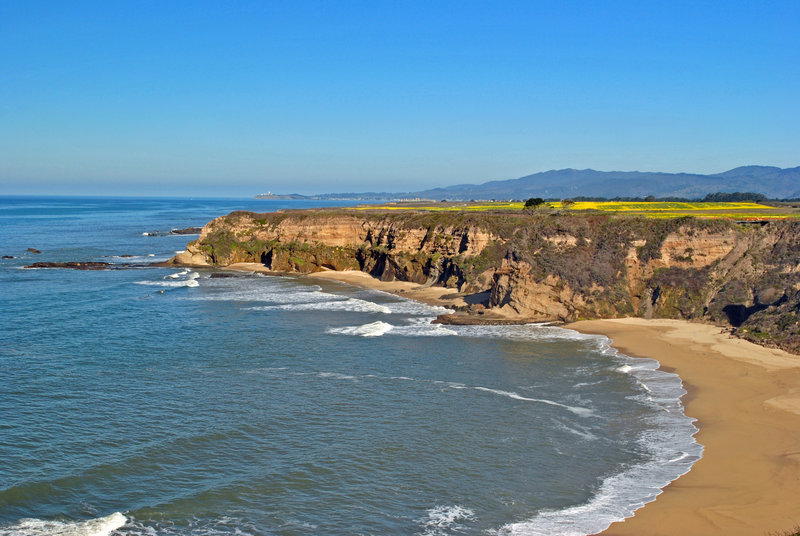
[173, 209, 800, 354]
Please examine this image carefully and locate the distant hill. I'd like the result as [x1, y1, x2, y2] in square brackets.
[260, 166, 800, 201]
[408, 166, 800, 201]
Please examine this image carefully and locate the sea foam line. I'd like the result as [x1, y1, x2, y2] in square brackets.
[326, 319, 457, 338]
[470, 386, 594, 417]
[0, 512, 127, 536]
[417, 505, 476, 536]
[489, 328, 702, 536]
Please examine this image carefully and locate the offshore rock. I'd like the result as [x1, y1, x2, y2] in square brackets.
[25, 262, 112, 270]
[170, 227, 203, 235]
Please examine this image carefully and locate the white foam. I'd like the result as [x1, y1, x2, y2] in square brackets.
[389, 323, 458, 337]
[187, 282, 330, 304]
[381, 299, 453, 317]
[250, 297, 391, 314]
[555, 422, 599, 442]
[488, 329, 702, 536]
[417, 505, 476, 536]
[328, 321, 393, 337]
[108, 255, 149, 261]
[452, 323, 603, 344]
[327, 320, 457, 338]
[470, 386, 594, 417]
[0, 512, 127, 536]
[136, 268, 201, 288]
[668, 451, 690, 463]
[136, 279, 199, 288]
[333, 287, 454, 317]
[573, 381, 602, 388]
[317, 371, 358, 381]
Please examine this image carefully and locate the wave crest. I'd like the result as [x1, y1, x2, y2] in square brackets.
[0, 512, 127, 536]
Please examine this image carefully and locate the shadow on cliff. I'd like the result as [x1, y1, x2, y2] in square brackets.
[723, 293, 787, 327]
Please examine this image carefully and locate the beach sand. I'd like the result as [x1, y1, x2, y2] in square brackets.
[224, 264, 800, 535]
[223, 264, 469, 308]
[569, 319, 800, 536]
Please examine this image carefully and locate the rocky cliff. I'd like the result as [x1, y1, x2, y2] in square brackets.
[170, 210, 800, 354]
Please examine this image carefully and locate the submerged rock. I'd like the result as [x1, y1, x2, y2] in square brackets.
[170, 227, 202, 235]
[25, 262, 112, 270]
[27, 248, 42, 254]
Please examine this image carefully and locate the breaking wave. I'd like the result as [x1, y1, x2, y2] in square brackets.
[250, 297, 391, 314]
[490, 331, 702, 536]
[327, 321, 394, 337]
[416, 505, 476, 536]
[136, 270, 200, 288]
[0, 512, 126, 536]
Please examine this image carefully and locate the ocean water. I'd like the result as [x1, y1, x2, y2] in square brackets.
[0, 196, 702, 536]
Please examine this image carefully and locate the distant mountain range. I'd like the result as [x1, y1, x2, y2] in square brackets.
[411, 166, 800, 201]
[257, 166, 800, 201]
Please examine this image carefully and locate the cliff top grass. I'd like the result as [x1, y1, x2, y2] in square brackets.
[354, 200, 800, 220]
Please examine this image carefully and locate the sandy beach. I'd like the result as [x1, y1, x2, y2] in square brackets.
[224, 264, 800, 535]
[570, 319, 800, 536]
[223, 264, 470, 308]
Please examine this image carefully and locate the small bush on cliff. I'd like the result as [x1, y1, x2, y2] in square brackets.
[524, 198, 546, 210]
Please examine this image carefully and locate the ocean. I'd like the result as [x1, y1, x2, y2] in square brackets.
[0, 196, 701, 536]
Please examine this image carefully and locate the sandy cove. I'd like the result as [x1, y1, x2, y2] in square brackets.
[223, 264, 472, 308]
[224, 264, 800, 535]
[573, 319, 800, 536]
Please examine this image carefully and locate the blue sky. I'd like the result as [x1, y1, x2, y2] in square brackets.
[1, 1, 798, 196]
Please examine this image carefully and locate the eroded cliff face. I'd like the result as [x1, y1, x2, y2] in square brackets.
[170, 210, 800, 353]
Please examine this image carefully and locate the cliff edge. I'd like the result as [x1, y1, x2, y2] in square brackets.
[170, 209, 800, 354]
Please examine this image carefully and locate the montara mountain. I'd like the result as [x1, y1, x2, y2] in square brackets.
[279, 166, 800, 201]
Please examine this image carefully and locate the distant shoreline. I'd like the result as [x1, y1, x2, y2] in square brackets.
[224, 263, 800, 535]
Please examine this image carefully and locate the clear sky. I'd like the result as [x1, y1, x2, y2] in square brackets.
[1, 1, 798, 196]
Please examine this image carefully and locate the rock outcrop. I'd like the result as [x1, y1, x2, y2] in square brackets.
[25, 262, 113, 270]
[169, 209, 800, 354]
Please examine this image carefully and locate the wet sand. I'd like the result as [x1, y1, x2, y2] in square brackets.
[569, 319, 800, 536]
[223, 264, 469, 308]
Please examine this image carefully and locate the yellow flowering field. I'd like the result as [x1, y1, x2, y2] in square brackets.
[551, 201, 773, 211]
[354, 200, 800, 219]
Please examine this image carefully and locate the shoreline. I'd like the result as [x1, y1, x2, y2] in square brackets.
[223, 264, 472, 308]
[223, 264, 800, 535]
[570, 319, 800, 536]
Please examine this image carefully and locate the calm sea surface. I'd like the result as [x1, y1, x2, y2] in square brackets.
[0, 197, 701, 536]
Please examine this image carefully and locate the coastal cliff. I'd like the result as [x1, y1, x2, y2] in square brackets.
[170, 210, 800, 354]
